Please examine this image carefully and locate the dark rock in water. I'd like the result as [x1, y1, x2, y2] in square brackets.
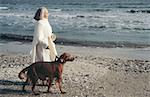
[127, 10, 150, 13]
[93, 9, 110, 12]
[127, 10, 137, 13]
[141, 10, 150, 13]
[76, 15, 85, 18]
[89, 25, 106, 29]
[98, 26, 106, 28]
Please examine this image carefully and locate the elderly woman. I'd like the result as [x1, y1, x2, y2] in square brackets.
[30, 7, 57, 62]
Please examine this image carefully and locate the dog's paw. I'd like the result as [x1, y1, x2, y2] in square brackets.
[46, 90, 53, 94]
[33, 91, 40, 95]
[33, 92, 40, 95]
[61, 91, 66, 94]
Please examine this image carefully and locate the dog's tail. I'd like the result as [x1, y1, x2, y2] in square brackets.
[18, 66, 30, 80]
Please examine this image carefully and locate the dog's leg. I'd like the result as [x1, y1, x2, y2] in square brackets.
[31, 79, 40, 95]
[22, 78, 29, 91]
[31, 82, 40, 95]
[47, 78, 53, 93]
[57, 78, 66, 94]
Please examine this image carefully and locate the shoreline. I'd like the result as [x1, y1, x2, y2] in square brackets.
[0, 41, 150, 97]
[0, 33, 150, 48]
[0, 41, 150, 60]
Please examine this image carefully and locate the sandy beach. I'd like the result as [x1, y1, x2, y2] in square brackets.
[0, 42, 150, 97]
[1, 0, 150, 96]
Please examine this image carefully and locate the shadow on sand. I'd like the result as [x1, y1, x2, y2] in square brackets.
[0, 80, 31, 95]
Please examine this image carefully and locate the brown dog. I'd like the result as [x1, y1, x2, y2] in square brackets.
[18, 53, 74, 95]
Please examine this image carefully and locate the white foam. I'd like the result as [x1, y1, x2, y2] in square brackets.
[0, 43, 4, 46]
[0, 7, 8, 10]
[0, 13, 32, 17]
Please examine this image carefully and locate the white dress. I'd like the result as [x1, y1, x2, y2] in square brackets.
[30, 19, 57, 63]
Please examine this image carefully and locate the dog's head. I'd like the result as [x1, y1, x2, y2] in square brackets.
[58, 53, 74, 63]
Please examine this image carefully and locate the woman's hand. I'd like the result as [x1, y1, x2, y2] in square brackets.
[55, 56, 59, 61]
[51, 33, 56, 41]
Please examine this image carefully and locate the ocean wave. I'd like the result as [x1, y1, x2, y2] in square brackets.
[91, 9, 110, 12]
[88, 25, 107, 29]
[106, 2, 148, 6]
[0, 7, 9, 10]
[87, 25, 150, 31]
[64, 2, 98, 6]
[105, 2, 150, 8]
[117, 6, 150, 8]
[75, 15, 116, 19]
[133, 28, 150, 31]
[61, 8, 110, 12]
[122, 27, 150, 31]
[86, 25, 118, 29]
[51, 14, 102, 19]
[127, 10, 150, 13]
[0, 13, 32, 18]
[49, 8, 62, 12]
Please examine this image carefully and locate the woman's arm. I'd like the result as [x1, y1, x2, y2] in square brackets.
[48, 35, 58, 61]
[48, 36, 58, 56]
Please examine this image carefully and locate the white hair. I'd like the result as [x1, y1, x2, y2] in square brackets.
[40, 7, 48, 20]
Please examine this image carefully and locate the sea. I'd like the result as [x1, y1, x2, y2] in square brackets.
[0, 0, 150, 48]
